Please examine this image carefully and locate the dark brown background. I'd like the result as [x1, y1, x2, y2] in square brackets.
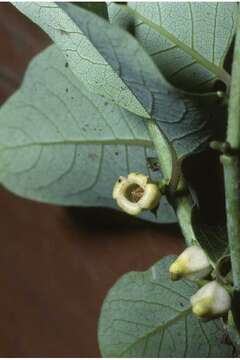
[0, 3, 183, 357]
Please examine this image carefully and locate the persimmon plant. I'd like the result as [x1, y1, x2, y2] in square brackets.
[1, 2, 240, 357]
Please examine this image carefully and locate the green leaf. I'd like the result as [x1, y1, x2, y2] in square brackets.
[227, 290, 240, 355]
[73, 2, 109, 20]
[0, 45, 176, 224]
[12, 2, 213, 160]
[98, 256, 233, 357]
[191, 207, 228, 263]
[13, 2, 148, 118]
[228, 309, 240, 355]
[108, 3, 237, 90]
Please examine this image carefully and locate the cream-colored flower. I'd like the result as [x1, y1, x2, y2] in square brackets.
[191, 280, 231, 318]
[112, 173, 161, 216]
[169, 246, 211, 281]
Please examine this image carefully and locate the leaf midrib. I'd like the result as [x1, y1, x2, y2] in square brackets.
[0, 138, 153, 152]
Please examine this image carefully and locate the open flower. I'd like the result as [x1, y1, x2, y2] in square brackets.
[169, 246, 211, 281]
[191, 280, 231, 318]
[112, 173, 161, 216]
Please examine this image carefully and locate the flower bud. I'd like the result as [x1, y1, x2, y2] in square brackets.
[169, 246, 211, 281]
[191, 280, 231, 318]
[112, 172, 161, 216]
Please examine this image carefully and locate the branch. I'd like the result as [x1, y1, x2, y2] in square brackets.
[221, 11, 240, 290]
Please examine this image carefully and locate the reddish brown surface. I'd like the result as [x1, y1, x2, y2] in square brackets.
[0, 4, 184, 357]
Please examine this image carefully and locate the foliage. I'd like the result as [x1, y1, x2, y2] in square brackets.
[99, 256, 234, 357]
[0, 2, 240, 357]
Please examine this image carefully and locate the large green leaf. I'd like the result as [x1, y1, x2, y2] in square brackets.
[13, 2, 212, 161]
[98, 256, 233, 357]
[0, 45, 176, 223]
[108, 2, 237, 91]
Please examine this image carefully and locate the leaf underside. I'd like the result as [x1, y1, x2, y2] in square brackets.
[0, 45, 176, 223]
[13, 2, 213, 161]
[108, 2, 237, 91]
[1, 3, 220, 222]
[98, 256, 233, 357]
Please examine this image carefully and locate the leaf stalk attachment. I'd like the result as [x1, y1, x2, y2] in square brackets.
[147, 118, 195, 246]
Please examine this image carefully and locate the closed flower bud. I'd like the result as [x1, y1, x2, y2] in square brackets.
[191, 280, 231, 318]
[112, 172, 161, 216]
[169, 246, 211, 281]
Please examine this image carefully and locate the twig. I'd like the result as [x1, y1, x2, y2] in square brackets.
[221, 11, 240, 290]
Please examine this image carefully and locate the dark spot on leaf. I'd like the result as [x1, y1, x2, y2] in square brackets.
[104, 102, 108, 106]
[147, 157, 160, 172]
[115, 152, 119, 156]
[88, 153, 98, 161]
[65, 88, 68, 93]
[179, 302, 184, 307]
[65, 62, 69, 68]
